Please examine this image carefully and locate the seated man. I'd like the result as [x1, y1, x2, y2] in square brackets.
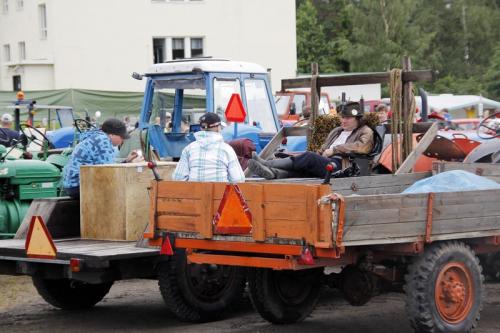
[0, 114, 20, 147]
[63, 118, 131, 199]
[172, 113, 245, 182]
[248, 102, 374, 179]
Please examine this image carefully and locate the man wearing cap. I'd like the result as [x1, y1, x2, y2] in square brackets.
[62, 118, 132, 199]
[172, 112, 245, 182]
[249, 102, 374, 179]
[0, 114, 20, 147]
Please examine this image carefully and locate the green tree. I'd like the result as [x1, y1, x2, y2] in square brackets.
[485, 44, 500, 100]
[346, 0, 436, 72]
[296, 0, 335, 73]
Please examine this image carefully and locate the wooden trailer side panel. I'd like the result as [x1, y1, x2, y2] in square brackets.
[152, 181, 333, 247]
[341, 188, 500, 246]
[433, 162, 500, 183]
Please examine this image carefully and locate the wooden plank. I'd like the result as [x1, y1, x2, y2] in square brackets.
[157, 181, 201, 199]
[156, 198, 202, 216]
[433, 162, 500, 183]
[306, 186, 319, 243]
[317, 185, 334, 247]
[281, 70, 433, 90]
[157, 215, 197, 232]
[199, 183, 214, 238]
[263, 202, 307, 221]
[396, 122, 438, 174]
[432, 216, 500, 235]
[248, 184, 265, 242]
[265, 219, 315, 240]
[343, 221, 425, 242]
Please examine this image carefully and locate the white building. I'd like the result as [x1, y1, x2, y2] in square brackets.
[0, 0, 296, 92]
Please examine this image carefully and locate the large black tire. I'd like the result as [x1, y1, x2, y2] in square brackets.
[158, 249, 246, 322]
[32, 277, 113, 310]
[404, 241, 483, 333]
[247, 267, 323, 324]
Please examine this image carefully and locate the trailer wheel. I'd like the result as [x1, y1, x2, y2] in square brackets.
[404, 241, 483, 333]
[158, 249, 246, 322]
[247, 267, 323, 324]
[32, 277, 113, 310]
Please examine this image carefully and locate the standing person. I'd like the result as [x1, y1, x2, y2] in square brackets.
[172, 113, 245, 182]
[63, 118, 131, 199]
[375, 104, 389, 124]
[0, 114, 20, 147]
[249, 102, 374, 179]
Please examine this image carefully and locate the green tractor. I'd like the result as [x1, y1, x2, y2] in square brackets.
[0, 145, 69, 239]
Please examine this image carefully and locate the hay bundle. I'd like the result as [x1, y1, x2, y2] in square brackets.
[307, 115, 341, 152]
[307, 113, 381, 152]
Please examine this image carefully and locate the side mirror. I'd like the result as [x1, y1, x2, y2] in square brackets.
[290, 102, 297, 116]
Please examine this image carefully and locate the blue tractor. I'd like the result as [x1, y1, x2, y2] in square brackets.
[135, 58, 281, 158]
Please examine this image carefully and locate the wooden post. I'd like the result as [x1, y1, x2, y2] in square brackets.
[402, 56, 414, 161]
[308, 63, 320, 144]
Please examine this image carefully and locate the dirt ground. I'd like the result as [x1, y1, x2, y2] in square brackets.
[1, 276, 500, 333]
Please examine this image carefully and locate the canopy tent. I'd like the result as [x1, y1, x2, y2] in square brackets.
[383, 94, 500, 118]
[0, 88, 204, 121]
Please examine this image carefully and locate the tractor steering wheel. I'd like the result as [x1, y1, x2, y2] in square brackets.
[74, 118, 96, 133]
[477, 112, 500, 140]
[19, 123, 52, 148]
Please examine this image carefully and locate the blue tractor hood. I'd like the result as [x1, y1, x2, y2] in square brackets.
[46, 127, 78, 149]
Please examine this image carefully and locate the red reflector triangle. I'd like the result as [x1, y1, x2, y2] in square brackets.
[25, 216, 57, 259]
[225, 94, 247, 123]
[160, 236, 174, 256]
[213, 185, 252, 234]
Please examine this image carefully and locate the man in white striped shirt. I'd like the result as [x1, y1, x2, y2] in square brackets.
[172, 113, 245, 183]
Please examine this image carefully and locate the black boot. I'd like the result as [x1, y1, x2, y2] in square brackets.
[252, 152, 294, 170]
[248, 160, 275, 179]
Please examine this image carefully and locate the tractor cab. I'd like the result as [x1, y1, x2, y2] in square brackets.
[138, 58, 280, 158]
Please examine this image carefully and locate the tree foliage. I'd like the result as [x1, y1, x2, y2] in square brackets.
[296, 0, 500, 99]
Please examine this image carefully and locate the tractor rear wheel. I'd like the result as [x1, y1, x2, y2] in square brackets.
[158, 249, 246, 322]
[404, 241, 483, 333]
[247, 267, 323, 324]
[32, 277, 113, 310]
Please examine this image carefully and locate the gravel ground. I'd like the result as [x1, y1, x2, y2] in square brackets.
[1, 276, 500, 333]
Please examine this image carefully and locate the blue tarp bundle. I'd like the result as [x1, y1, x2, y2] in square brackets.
[403, 170, 500, 194]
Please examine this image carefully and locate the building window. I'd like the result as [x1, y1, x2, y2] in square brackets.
[153, 38, 165, 64]
[191, 38, 203, 57]
[16, 0, 22, 10]
[172, 38, 185, 59]
[39, 4, 47, 39]
[18, 41, 25, 60]
[3, 44, 10, 62]
[2, 0, 8, 14]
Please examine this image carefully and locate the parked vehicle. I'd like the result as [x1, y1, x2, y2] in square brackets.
[274, 90, 333, 126]
[137, 58, 281, 155]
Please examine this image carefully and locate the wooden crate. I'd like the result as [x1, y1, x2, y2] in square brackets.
[81, 162, 176, 241]
[150, 181, 333, 247]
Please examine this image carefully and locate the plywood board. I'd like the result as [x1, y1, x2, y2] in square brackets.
[81, 162, 176, 241]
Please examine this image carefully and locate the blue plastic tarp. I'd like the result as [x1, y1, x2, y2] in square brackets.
[402, 170, 500, 194]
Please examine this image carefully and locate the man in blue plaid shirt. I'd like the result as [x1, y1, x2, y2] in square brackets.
[172, 113, 245, 183]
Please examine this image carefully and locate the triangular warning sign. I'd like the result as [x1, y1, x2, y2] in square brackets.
[213, 185, 252, 234]
[25, 216, 57, 259]
[225, 94, 247, 123]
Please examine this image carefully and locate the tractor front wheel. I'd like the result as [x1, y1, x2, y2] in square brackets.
[404, 241, 483, 333]
[247, 267, 323, 324]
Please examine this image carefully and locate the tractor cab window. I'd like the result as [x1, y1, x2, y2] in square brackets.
[213, 78, 241, 125]
[244, 79, 277, 133]
[274, 95, 291, 115]
[292, 94, 306, 117]
[151, 76, 206, 133]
